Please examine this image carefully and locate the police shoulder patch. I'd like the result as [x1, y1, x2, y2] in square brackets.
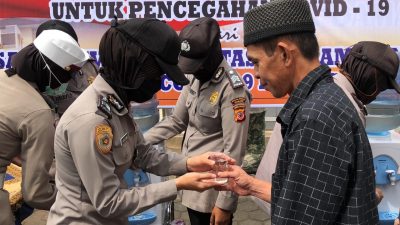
[231, 97, 247, 123]
[226, 69, 244, 89]
[95, 124, 113, 154]
[233, 105, 246, 123]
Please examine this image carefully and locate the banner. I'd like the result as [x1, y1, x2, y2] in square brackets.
[1, 0, 399, 107]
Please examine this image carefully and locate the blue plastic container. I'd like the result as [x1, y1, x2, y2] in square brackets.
[379, 211, 398, 225]
[130, 97, 160, 133]
[126, 97, 160, 225]
[128, 211, 157, 225]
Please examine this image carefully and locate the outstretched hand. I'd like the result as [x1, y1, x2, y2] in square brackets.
[186, 152, 236, 172]
[175, 172, 221, 192]
[216, 165, 253, 196]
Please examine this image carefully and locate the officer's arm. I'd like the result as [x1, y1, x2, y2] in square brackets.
[67, 116, 179, 218]
[135, 130, 188, 176]
[144, 85, 190, 144]
[215, 87, 251, 211]
[19, 109, 56, 209]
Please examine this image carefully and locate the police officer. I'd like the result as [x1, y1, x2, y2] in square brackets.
[145, 17, 251, 225]
[36, 19, 98, 116]
[0, 30, 90, 225]
[47, 18, 232, 225]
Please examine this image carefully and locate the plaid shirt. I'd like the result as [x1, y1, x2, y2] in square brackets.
[272, 65, 378, 225]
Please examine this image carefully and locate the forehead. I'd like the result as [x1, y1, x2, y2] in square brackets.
[246, 44, 266, 60]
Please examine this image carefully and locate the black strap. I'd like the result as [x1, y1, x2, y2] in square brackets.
[5, 68, 17, 77]
[88, 60, 99, 74]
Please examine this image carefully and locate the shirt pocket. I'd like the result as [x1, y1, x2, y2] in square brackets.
[112, 130, 135, 166]
[197, 100, 221, 134]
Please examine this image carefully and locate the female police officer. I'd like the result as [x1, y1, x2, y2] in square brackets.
[0, 29, 90, 225]
[47, 18, 231, 225]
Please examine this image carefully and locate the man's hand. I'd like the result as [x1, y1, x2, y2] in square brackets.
[175, 172, 220, 191]
[394, 218, 399, 225]
[186, 152, 236, 172]
[375, 187, 384, 204]
[216, 165, 253, 196]
[210, 207, 232, 225]
[217, 165, 272, 202]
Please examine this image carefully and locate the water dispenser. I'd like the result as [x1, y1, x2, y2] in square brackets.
[126, 96, 164, 225]
[367, 78, 400, 224]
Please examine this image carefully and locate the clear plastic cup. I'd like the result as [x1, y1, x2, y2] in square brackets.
[213, 158, 228, 184]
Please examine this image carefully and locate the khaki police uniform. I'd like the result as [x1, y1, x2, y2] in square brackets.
[47, 75, 188, 225]
[0, 70, 57, 225]
[145, 59, 251, 213]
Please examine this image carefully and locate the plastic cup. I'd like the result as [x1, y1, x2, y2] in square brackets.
[213, 158, 228, 184]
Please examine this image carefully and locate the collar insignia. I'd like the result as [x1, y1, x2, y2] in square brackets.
[181, 40, 190, 52]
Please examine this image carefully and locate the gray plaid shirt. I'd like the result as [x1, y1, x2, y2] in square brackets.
[272, 65, 378, 225]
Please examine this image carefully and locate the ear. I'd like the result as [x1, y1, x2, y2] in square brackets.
[276, 42, 294, 66]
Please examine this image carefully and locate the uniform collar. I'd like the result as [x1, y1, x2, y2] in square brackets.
[92, 75, 129, 116]
[195, 59, 227, 91]
[278, 65, 331, 127]
[211, 59, 229, 84]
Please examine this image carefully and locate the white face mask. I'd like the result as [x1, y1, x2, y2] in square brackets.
[39, 51, 69, 96]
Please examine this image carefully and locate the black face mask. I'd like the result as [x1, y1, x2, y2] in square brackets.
[193, 67, 213, 83]
[193, 40, 223, 83]
[126, 76, 161, 103]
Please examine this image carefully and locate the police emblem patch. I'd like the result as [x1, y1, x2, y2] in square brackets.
[233, 105, 246, 122]
[95, 124, 113, 154]
[209, 91, 219, 105]
[231, 97, 246, 122]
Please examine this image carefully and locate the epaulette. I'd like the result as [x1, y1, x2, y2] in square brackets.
[226, 69, 244, 89]
[97, 96, 112, 119]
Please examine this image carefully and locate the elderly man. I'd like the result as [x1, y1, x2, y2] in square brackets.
[218, 0, 380, 224]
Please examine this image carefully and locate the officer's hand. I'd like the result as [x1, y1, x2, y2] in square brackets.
[215, 165, 253, 196]
[186, 152, 236, 172]
[210, 206, 232, 225]
[394, 218, 399, 225]
[175, 172, 220, 191]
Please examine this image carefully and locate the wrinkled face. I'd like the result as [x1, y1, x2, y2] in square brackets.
[246, 44, 292, 98]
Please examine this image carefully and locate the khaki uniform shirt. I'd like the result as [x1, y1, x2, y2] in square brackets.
[145, 60, 251, 213]
[0, 71, 56, 225]
[254, 72, 366, 214]
[47, 76, 188, 225]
